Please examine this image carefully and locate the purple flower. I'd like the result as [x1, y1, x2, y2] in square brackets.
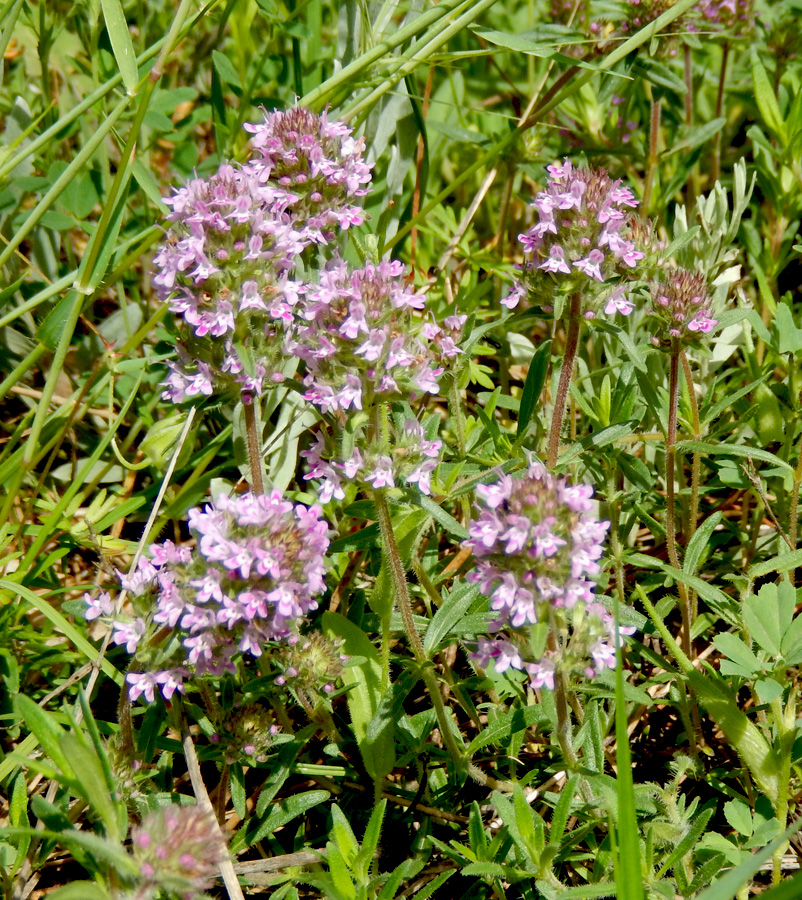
[84, 590, 113, 621]
[107, 492, 329, 703]
[509, 161, 651, 319]
[465, 463, 630, 687]
[243, 106, 372, 242]
[293, 259, 445, 415]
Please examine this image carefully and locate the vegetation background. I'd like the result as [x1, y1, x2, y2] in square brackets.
[1, 0, 802, 898]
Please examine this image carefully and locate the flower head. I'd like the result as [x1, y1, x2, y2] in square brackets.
[291, 258, 444, 413]
[89, 491, 330, 703]
[509, 161, 650, 319]
[465, 463, 632, 688]
[131, 805, 227, 898]
[647, 269, 719, 347]
[154, 164, 308, 402]
[244, 106, 373, 242]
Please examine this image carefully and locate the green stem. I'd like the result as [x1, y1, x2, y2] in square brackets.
[642, 95, 661, 214]
[680, 351, 701, 635]
[666, 346, 698, 751]
[372, 488, 462, 759]
[712, 41, 729, 185]
[546, 294, 581, 470]
[449, 371, 472, 522]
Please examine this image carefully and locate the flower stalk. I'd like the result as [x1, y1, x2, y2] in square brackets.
[547, 292, 582, 469]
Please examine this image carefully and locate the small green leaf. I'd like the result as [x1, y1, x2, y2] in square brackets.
[466, 705, 546, 757]
[683, 511, 722, 577]
[743, 583, 791, 657]
[724, 799, 753, 837]
[212, 50, 243, 89]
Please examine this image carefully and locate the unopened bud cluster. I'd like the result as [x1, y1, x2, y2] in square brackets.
[131, 805, 226, 899]
[243, 106, 373, 241]
[465, 463, 634, 689]
[210, 702, 280, 765]
[274, 631, 348, 697]
[647, 269, 718, 347]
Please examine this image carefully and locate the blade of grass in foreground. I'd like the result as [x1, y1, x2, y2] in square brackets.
[613, 597, 644, 900]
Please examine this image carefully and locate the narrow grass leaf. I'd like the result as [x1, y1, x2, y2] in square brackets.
[1, 583, 121, 683]
[612, 599, 645, 900]
[101, 0, 139, 95]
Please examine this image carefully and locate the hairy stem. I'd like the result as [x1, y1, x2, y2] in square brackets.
[791, 447, 802, 587]
[666, 344, 699, 751]
[547, 293, 581, 469]
[712, 41, 729, 184]
[243, 398, 264, 494]
[642, 96, 661, 214]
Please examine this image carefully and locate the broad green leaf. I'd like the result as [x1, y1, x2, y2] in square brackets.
[60, 733, 119, 839]
[695, 817, 802, 900]
[330, 804, 359, 866]
[323, 612, 391, 779]
[243, 790, 330, 847]
[470, 27, 555, 57]
[407, 492, 467, 539]
[712, 633, 762, 678]
[423, 582, 480, 656]
[723, 799, 753, 837]
[673, 440, 793, 473]
[743, 583, 793, 657]
[14, 695, 75, 780]
[46, 884, 110, 900]
[748, 549, 802, 580]
[101, 0, 138, 95]
[776, 302, 802, 355]
[516, 339, 552, 440]
[212, 49, 243, 89]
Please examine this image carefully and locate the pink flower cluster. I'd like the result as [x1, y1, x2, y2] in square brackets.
[86, 491, 330, 703]
[302, 416, 442, 502]
[290, 259, 446, 413]
[244, 106, 373, 242]
[648, 269, 719, 347]
[465, 462, 633, 689]
[154, 164, 307, 403]
[131, 805, 226, 898]
[505, 160, 646, 319]
[154, 107, 373, 403]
